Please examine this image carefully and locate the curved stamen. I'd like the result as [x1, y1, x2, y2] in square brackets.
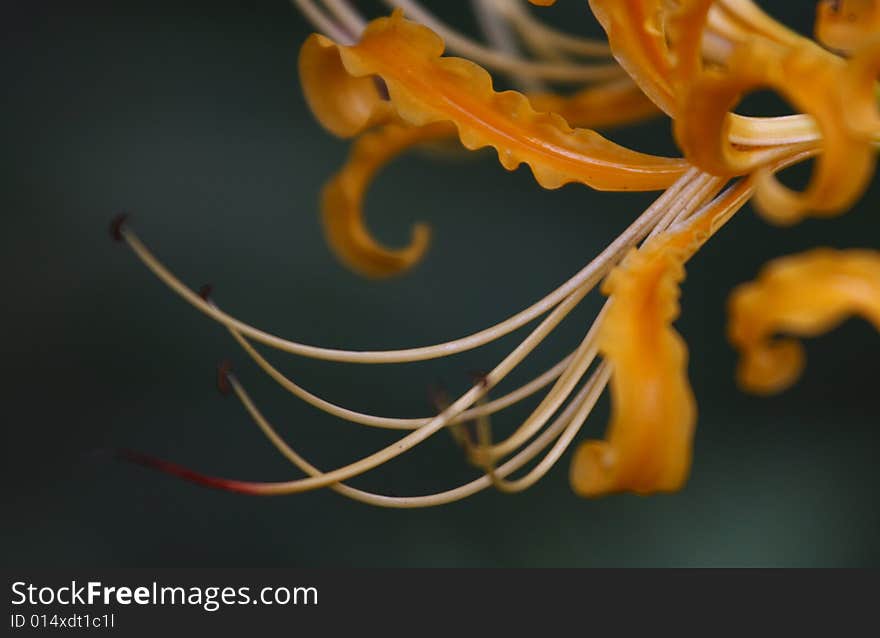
[472, 0, 547, 93]
[292, 0, 356, 43]
[235, 366, 606, 507]
[227, 319, 577, 430]
[381, 0, 623, 82]
[479, 362, 611, 493]
[198, 282, 578, 430]
[119, 1, 880, 506]
[476, 307, 602, 463]
[319, 0, 366, 36]
[124, 362, 609, 508]
[118, 254, 596, 495]
[115, 169, 701, 365]
[491, 0, 614, 59]
[478, 172, 725, 461]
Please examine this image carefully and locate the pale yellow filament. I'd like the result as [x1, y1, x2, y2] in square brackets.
[227, 324, 576, 431]
[381, 0, 624, 82]
[119, 170, 701, 365]
[227, 366, 606, 507]
[487, 0, 614, 58]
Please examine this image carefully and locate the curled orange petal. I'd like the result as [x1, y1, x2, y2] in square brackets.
[662, 1, 878, 223]
[570, 241, 696, 497]
[570, 178, 755, 497]
[728, 248, 880, 395]
[634, 0, 878, 224]
[666, 2, 819, 173]
[748, 40, 876, 223]
[675, 36, 874, 223]
[313, 48, 664, 279]
[298, 32, 394, 138]
[300, 11, 687, 192]
[322, 121, 453, 278]
[588, 0, 677, 115]
[588, 0, 820, 150]
[674, 40, 806, 176]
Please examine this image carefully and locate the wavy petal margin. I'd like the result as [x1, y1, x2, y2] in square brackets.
[728, 248, 880, 395]
[321, 121, 452, 278]
[299, 11, 687, 192]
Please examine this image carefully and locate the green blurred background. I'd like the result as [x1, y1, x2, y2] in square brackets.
[2, 1, 878, 567]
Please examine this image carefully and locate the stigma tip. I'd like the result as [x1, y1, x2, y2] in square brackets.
[468, 369, 491, 388]
[216, 360, 234, 396]
[109, 214, 129, 242]
[198, 284, 214, 302]
[115, 448, 251, 493]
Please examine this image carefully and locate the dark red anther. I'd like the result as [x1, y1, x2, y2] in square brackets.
[216, 360, 233, 396]
[109, 214, 129, 241]
[468, 369, 491, 388]
[373, 76, 390, 100]
[117, 449, 197, 482]
[198, 284, 214, 302]
[115, 448, 262, 494]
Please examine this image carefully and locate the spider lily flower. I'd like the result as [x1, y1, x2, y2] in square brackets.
[115, 0, 880, 506]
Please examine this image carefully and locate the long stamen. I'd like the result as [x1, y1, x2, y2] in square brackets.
[112, 167, 714, 502]
[477, 172, 725, 462]
[490, 0, 614, 58]
[114, 170, 701, 366]
[194, 285, 578, 431]
[292, 0, 356, 43]
[472, 0, 547, 93]
[117, 0, 880, 507]
[294, 0, 621, 82]
[169, 364, 608, 507]
[120, 242, 601, 496]
[226, 318, 577, 430]
[479, 362, 611, 493]
[111, 171, 711, 498]
[319, 0, 366, 36]
[381, 0, 623, 82]
[233, 370, 600, 507]
[476, 308, 602, 463]
[231, 170, 708, 476]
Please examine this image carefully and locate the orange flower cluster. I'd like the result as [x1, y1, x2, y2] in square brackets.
[117, 1, 880, 504]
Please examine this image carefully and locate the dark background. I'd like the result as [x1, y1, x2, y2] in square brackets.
[2, 1, 878, 567]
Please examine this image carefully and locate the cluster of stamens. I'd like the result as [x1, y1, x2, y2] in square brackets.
[112, 0, 880, 506]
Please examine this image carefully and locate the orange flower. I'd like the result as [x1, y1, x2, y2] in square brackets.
[116, 1, 880, 505]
